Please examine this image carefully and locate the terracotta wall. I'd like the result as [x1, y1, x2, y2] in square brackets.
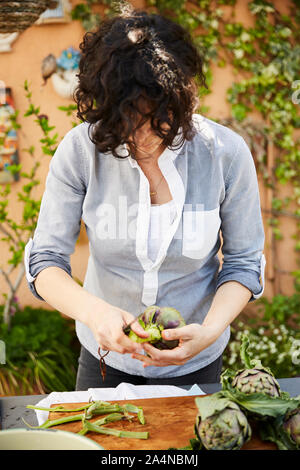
[0, 0, 298, 310]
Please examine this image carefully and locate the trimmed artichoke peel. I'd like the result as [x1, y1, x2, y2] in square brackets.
[124, 305, 186, 350]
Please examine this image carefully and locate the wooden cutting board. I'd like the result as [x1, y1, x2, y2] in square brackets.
[48, 395, 277, 450]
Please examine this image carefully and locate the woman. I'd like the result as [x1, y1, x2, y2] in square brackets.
[24, 7, 266, 389]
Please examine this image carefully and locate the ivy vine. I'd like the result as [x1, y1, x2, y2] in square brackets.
[70, 0, 300, 293]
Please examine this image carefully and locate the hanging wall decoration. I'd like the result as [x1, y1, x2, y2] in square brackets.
[0, 32, 19, 53]
[0, 1, 58, 34]
[41, 46, 81, 99]
[35, 0, 71, 25]
[0, 87, 19, 183]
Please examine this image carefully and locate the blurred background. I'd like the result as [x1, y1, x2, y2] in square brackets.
[0, 0, 299, 395]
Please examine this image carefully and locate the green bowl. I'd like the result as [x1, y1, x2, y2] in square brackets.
[0, 428, 105, 450]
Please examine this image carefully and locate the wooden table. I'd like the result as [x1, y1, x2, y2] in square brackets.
[45, 395, 279, 450]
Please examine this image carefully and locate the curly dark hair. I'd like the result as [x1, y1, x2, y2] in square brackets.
[73, 5, 207, 159]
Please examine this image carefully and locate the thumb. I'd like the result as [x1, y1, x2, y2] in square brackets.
[162, 327, 183, 341]
[162, 324, 193, 341]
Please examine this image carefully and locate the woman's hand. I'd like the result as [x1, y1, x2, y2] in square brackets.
[131, 280, 253, 368]
[131, 323, 219, 367]
[84, 301, 149, 355]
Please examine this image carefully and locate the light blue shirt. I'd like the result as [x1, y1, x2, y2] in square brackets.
[24, 114, 266, 378]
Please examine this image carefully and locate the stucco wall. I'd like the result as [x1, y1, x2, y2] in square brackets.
[0, 0, 298, 311]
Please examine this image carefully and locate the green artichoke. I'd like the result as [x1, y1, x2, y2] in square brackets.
[124, 305, 186, 350]
[231, 368, 281, 397]
[283, 408, 300, 447]
[222, 334, 281, 397]
[258, 405, 300, 450]
[195, 395, 252, 450]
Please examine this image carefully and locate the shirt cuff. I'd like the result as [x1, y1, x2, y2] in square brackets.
[216, 254, 266, 302]
[24, 238, 72, 301]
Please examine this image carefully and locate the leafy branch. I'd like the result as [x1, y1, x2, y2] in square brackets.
[0, 80, 77, 328]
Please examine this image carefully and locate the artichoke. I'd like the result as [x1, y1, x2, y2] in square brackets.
[195, 394, 251, 450]
[221, 334, 281, 397]
[283, 408, 300, 447]
[258, 406, 300, 450]
[231, 368, 281, 397]
[124, 305, 185, 350]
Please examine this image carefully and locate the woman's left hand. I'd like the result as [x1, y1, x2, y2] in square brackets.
[131, 323, 220, 367]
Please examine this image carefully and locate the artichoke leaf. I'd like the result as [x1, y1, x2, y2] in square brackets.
[127, 324, 162, 344]
[125, 305, 185, 350]
[259, 417, 299, 450]
[240, 334, 262, 369]
[222, 388, 300, 419]
[240, 334, 275, 377]
[220, 368, 236, 389]
[195, 393, 240, 421]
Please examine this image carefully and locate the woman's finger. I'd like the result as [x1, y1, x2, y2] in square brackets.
[143, 342, 187, 362]
[131, 351, 154, 367]
[132, 344, 189, 367]
[105, 325, 144, 354]
[129, 319, 150, 338]
[131, 352, 185, 367]
[122, 313, 149, 338]
[131, 352, 167, 367]
[117, 333, 144, 354]
[161, 324, 196, 342]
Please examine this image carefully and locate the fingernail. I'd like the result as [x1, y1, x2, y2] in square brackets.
[164, 331, 170, 339]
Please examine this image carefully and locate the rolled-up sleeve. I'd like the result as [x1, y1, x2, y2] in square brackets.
[216, 135, 266, 302]
[24, 129, 87, 301]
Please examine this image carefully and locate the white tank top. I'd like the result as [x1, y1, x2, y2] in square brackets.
[148, 199, 177, 262]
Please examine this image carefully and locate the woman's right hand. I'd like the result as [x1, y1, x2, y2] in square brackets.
[84, 300, 149, 355]
[33, 267, 148, 355]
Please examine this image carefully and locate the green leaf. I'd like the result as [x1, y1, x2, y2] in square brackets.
[231, 103, 249, 121]
[195, 393, 240, 420]
[222, 389, 300, 419]
[24, 103, 39, 117]
[6, 164, 22, 175]
[22, 145, 35, 156]
[240, 334, 256, 368]
[259, 417, 299, 450]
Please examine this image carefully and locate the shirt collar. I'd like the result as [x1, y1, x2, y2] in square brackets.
[123, 126, 184, 169]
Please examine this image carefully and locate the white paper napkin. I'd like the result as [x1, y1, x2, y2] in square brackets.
[32, 390, 92, 426]
[32, 382, 205, 425]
